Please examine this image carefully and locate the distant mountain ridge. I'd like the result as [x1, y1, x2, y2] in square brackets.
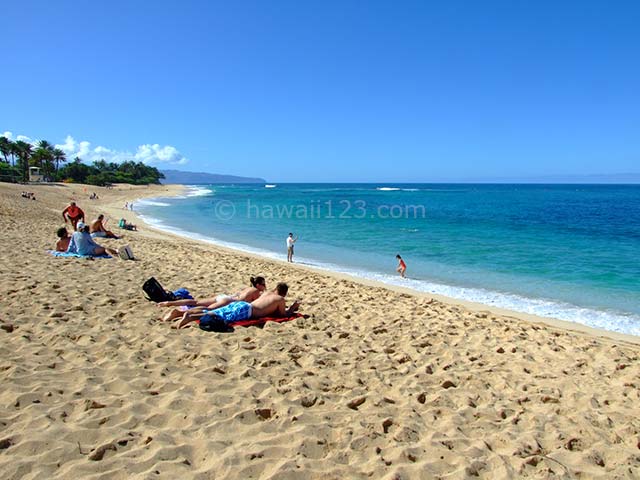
[160, 169, 266, 184]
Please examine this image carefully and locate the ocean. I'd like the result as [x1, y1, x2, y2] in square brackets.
[137, 183, 640, 336]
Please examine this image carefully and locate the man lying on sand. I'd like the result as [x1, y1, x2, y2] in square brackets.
[159, 276, 267, 322]
[177, 282, 300, 329]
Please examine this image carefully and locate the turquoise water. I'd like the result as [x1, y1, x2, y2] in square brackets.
[138, 184, 640, 336]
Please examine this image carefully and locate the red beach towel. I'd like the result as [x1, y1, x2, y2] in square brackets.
[195, 313, 304, 329]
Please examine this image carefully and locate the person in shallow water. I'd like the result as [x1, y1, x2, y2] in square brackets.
[396, 254, 406, 278]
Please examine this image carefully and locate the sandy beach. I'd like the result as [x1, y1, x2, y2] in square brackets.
[0, 181, 639, 479]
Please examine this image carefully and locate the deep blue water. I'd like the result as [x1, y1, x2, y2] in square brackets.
[138, 183, 640, 336]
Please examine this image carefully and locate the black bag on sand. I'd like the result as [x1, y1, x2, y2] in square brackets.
[199, 314, 234, 333]
[142, 277, 176, 303]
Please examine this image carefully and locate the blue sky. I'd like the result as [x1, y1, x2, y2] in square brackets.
[3, 0, 639, 182]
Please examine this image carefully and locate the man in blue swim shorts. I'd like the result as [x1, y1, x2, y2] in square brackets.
[206, 300, 253, 323]
[178, 282, 300, 330]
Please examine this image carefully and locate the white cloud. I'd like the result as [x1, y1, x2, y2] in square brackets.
[134, 144, 188, 165]
[1, 132, 35, 144]
[54, 135, 188, 165]
[2, 132, 187, 165]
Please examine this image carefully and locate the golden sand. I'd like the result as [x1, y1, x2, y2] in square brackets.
[0, 181, 638, 479]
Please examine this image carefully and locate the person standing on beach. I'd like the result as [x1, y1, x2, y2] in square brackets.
[286, 233, 298, 263]
[396, 254, 407, 278]
[62, 201, 85, 230]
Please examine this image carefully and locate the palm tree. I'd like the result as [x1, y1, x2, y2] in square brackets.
[34, 140, 55, 181]
[0, 136, 12, 164]
[14, 140, 33, 182]
[52, 148, 66, 173]
[10, 142, 20, 167]
[36, 140, 53, 151]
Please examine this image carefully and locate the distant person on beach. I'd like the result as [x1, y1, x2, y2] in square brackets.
[396, 254, 407, 278]
[286, 233, 298, 262]
[124, 202, 129, 210]
[90, 214, 121, 239]
[67, 222, 118, 257]
[178, 282, 300, 329]
[130, 202, 134, 211]
[118, 218, 137, 231]
[159, 276, 267, 322]
[55, 227, 71, 252]
[62, 201, 85, 230]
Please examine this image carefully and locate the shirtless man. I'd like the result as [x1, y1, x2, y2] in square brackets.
[160, 276, 267, 322]
[62, 201, 85, 230]
[178, 282, 300, 329]
[90, 214, 120, 239]
[55, 227, 71, 252]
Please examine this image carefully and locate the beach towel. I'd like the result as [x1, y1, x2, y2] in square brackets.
[197, 313, 304, 331]
[47, 250, 112, 259]
[229, 313, 305, 327]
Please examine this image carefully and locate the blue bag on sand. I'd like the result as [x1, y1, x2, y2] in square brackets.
[172, 288, 193, 300]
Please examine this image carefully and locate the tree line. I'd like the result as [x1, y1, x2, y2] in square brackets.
[0, 136, 164, 186]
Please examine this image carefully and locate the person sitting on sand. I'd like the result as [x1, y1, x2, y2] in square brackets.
[67, 222, 118, 257]
[62, 201, 85, 230]
[396, 254, 406, 278]
[118, 218, 137, 231]
[90, 214, 121, 239]
[159, 276, 267, 322]
[55, 227, 71, 252]
[178, 282, 299, 329]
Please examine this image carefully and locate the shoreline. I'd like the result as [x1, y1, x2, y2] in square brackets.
[129, 185, 640, 345]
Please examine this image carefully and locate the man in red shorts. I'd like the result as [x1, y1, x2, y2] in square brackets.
[62, 201, 85, 230]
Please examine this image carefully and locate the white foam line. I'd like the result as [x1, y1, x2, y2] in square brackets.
[184, 185, 213, 197]
[136, 199, 171, 207]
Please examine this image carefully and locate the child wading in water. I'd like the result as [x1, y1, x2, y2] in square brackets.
[396, 254, 407, 278]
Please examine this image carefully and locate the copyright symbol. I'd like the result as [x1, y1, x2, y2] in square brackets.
[214, 200, 236, 220]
